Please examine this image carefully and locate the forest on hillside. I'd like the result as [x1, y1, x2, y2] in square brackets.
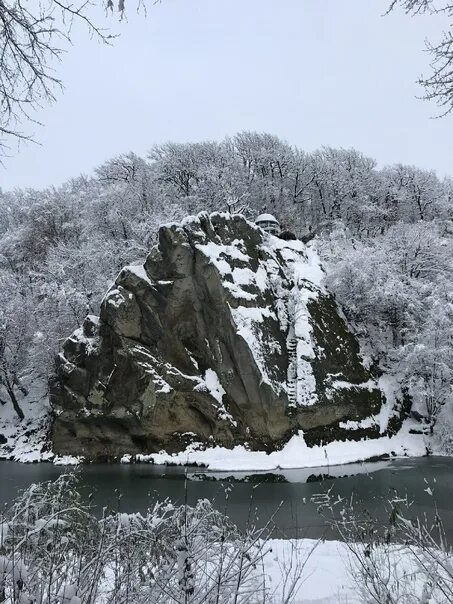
[1, 132, 453, 449]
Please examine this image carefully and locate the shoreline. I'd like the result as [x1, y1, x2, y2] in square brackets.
[1, 420, 429, 469]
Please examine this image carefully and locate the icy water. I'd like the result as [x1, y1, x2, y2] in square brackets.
[0, 457, 452, 539]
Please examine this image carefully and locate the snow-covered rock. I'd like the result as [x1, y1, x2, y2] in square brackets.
[51, 212, 394, 460]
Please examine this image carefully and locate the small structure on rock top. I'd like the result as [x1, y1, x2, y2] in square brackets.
[255, 213, 280, 235]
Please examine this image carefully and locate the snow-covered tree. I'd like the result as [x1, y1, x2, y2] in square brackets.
[1, 132, 453, 449]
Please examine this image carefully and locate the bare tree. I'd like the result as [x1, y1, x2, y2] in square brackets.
[0, 1, 143, 154]
[388, 0, 453, 115]
[0, 271, 35, 420]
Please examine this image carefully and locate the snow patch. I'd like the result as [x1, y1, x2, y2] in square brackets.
[145, 422, 427, 471]
[339, 417, 378, 430]
[125, 264, 152, 286]
[103, 288, 124, 309]
[194, 369, 237, 427]
[203, 368, 225, 404]
[196, 241, 250, 275]
[53, 455, 83, 466]
[231, 305, 280, 389]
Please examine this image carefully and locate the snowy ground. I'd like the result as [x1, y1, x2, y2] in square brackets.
[262, 536, 444, 603]
[264, 538, 357, 603]
[0, 390, 53, 463]
[121, 421, 428, 472]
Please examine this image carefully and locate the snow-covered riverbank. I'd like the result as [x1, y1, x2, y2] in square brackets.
[0, 378, 429, 469]
[0, 402, 429, 468]
[120, 422, 428, 472]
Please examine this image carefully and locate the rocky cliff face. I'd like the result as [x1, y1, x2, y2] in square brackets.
[51, 212, 388, 460]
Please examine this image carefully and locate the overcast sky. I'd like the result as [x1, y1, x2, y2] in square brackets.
[1, 0, 452, 191]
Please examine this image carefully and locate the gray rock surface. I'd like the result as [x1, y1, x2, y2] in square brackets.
[51, 212, 388, 460]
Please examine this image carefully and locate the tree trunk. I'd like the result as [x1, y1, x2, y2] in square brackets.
[5, 383, 24, 421]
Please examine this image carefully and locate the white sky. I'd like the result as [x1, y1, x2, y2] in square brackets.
[1, 0, 452, 191]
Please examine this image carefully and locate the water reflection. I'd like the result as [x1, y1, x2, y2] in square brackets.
[189, 460, 392, 483]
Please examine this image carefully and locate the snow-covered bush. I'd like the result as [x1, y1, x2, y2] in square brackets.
[329, 492, 453, 604]
[0, 474, 304, 603]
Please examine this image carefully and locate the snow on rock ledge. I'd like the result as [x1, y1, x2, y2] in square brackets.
[51, 212, 396, 461]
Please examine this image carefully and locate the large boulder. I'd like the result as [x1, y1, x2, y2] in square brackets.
[51, 212, 387, 460]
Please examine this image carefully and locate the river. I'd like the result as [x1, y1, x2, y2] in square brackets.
[0, 456, 451, 539]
